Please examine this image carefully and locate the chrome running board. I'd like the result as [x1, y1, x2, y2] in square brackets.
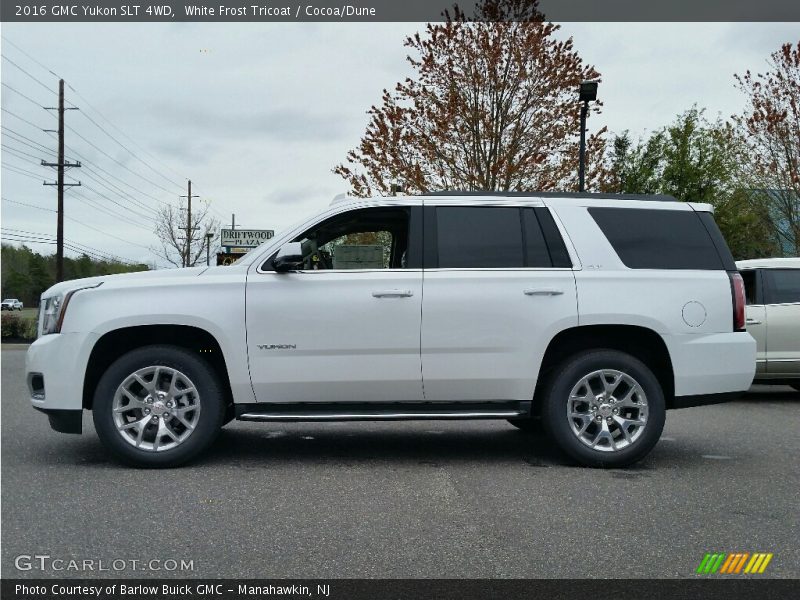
[235, 401, 530, 422]
[239, 410, 524, 422]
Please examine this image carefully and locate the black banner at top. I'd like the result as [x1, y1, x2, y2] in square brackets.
[1, 0, 799, 22]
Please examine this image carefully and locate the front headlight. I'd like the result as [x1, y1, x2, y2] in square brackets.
[39, 294, 64, 336]
[39, 283, 103, 337]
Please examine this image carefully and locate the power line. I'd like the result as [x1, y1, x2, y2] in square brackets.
[1, 107, 54, 133]
[2, 196, 154, 250]
[2, 143, 47, 162]
[74, 103, 185, 191]
[2, 164, 44, 181]
[65, 187, 154, 230]
[1, 126, 56, 154]
[3, 160, 48, 179]
[76, 167, 160, 217]
[1, 227, 142, 265]
[64, 123, 179, 196]
[0, 82, 52, 109]
[1, 54, 57, 97]
[0, 197, 53, 212]
[57, 139, 171, 209]
[3, 235, 140, 265]
[80, 183, 158, 222]
[1, 39, 219, 264]
[2, 233, 130, 265]
[1, 36, 63, 80]
[4, 96, 170, 217]
[3, 41, 196, 199]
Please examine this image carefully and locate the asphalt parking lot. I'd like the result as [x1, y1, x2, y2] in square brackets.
[1, 345, 798, 579]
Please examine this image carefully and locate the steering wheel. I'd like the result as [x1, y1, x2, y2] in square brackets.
[310, 248, 332, 270]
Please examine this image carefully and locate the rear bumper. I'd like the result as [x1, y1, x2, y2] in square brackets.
[664, 331, 756, 397]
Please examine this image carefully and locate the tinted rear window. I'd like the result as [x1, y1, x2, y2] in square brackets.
[436, 207, 524, 268]
[588, 207, 727, 270]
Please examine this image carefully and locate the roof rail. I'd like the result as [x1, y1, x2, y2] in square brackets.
[420, 191, 679, 202]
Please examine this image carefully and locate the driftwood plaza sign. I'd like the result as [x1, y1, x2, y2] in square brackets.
[220, 229, 274, 249]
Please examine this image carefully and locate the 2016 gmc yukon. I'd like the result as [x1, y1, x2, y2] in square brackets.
[26, 193, 756, 468]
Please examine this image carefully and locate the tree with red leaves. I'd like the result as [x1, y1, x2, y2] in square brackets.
[736, 41, 800, 255]
[334, 0, 606, 196]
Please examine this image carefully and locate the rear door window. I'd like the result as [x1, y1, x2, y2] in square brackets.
[436, 207, 524, 268]
[588, 207, 728, 270]
[763, 269, 800, 304]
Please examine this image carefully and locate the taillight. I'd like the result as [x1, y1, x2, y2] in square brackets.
[729, 271, 746, 332]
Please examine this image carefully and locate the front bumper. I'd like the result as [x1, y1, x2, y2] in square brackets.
[26, 332, 97, 428]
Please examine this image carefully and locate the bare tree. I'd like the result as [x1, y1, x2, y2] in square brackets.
[334, 0, 606, 196]
[735, 41, 800, 256]
[154, 200, 219, 267]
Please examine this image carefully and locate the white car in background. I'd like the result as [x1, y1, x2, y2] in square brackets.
[1, 298, 23, 311]
[737, 258, 800, 391]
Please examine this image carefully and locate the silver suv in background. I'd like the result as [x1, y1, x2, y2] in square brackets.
[737, 258, 800, 391]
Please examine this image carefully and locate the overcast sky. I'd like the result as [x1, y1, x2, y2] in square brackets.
[1, 22, 797, 267]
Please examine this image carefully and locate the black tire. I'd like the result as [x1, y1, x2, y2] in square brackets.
[507, 417, 544, 434]
[540, 349, 666, 468]
[92, 345, 226, 468]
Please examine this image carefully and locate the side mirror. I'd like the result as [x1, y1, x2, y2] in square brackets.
[273, 242, 304, 272]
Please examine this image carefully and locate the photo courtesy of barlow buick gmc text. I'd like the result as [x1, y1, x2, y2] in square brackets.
[0, 1, 798, 599]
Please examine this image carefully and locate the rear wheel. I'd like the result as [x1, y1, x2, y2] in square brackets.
[540, 350, 665, 468]
[92, 345, 226, 467]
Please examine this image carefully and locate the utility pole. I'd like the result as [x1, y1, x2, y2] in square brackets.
[43, 79, 80, 282]
[179, 180, 199, 267]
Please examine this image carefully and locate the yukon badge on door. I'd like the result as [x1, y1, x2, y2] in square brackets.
[257, 344, 297, 350]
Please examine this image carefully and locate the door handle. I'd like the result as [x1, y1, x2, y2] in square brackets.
[746, 318, 762, 325]
[524, 288, 564, 296]
[372, 289, 413, 298]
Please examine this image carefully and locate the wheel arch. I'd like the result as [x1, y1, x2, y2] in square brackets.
[534, 324, 675, 411]
[82, 324, 233, 411]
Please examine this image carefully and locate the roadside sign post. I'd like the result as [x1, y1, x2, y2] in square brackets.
[217, 228, 274, 265]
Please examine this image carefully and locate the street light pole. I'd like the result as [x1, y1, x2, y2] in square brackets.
[579, 101, 588, 193]
[578, 80, 598, 193]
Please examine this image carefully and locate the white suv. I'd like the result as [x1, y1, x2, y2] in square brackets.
[25, 193, 756, 468]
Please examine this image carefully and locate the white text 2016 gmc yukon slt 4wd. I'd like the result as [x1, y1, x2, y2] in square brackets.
[26, 193, 756, 468]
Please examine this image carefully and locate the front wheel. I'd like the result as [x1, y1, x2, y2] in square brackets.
[540, 350, 666, 468]
[92, 345, 226, 467]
